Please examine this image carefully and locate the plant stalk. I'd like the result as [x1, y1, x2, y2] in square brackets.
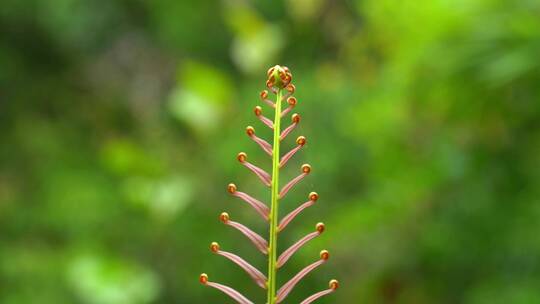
[267, 89, 282, 304]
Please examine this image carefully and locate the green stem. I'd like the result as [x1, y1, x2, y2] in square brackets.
[267, 89, 282, 304]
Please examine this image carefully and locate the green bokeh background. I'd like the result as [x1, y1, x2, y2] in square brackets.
[1, 0, 540, 303]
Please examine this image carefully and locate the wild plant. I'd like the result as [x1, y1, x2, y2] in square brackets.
[200, 65, 339, 304]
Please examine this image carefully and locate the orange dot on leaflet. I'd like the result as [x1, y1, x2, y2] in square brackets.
[329, 279, 339, 290]
[254, 106, 262, 116]
[219, 212, 229, 223]
[287, 97, 297, 106]
[302, 164, 312, 174]
[237, 152, 247, 162]
[199, 273, 208, 284]
[320, 250, 330, 260]
[246, 126, 255, 136]
[316, 222, 325, 233]
[210, 242, 220, 252]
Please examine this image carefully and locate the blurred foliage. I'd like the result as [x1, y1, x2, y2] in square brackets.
[1, 0, 540, 303]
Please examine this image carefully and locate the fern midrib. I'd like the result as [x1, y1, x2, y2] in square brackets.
[267, 88, 282, 304]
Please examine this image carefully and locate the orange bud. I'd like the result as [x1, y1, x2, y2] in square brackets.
[199, 273, 209, 284]
[227, 183, 237, 194]
[283, 74, 292, 85]
[296, 136, 306, 146]
[329, 279, 339, 290]
[309, 192, 319, 201]
[254, 106, 262, 116]
[279, 70, 287, 81]
[237, 152, 247, 162]
[287, 97, 297, 106]
[260, 90, 268, 99]
[292, 113, 300, 123]
[210, 242, 220, 253]
[267, 67, 276, 77]
[286, 83, 296, 93]
[246, 126, 255, 136]
[219, 212, 229, 223]
[302, 164, 312, 174]
[316, 222, 325, 233]
[283, 66, 290, 74]
[320, 250, 330, 260]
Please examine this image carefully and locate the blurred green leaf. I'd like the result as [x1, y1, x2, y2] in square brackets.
[67, 255, 160, 304]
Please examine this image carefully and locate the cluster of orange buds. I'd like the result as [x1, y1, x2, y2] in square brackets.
[266, 65, 293, 91]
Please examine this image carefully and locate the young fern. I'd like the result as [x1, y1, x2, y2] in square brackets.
[200, 66, 339, 304]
